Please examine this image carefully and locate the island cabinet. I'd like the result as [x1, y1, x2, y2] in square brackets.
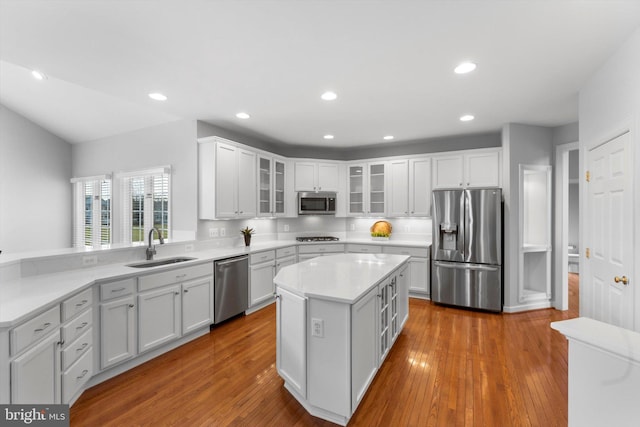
[274, 253, 409, 426]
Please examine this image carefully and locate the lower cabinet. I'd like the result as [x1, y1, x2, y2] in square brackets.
[351, 287, 378, 410]
[138, 285, 181, 353]
[10, 331, 61, 404]
[250, 250, 276, 307]
[182, 276, 214, 334]
[100, 295, 137, 369]
[276, 288, 307, 398]
[382, 246, 430, 298]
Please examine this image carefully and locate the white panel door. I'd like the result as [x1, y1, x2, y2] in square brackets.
[465, 151, 501, 187]
[432, 155, 464, 189]
[11, 331, 61, 404]
[317, 163, 339, 192]
[215, 142, 238, 217]
[276, 287, 307, 398]
[138, 285, 181, 353]
[585, 132, 633, 329]
[409, 158, 431, 216]
[182, 276, 213, 334]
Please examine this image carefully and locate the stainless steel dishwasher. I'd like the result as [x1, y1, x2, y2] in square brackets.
[214, 255, 249, 324]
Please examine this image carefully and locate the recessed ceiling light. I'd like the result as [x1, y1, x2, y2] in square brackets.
[323, 134, 334, 140]
[148, 92, 167, 101]
[383, 135, 394, 140]
[460, 115, 475, 122]
[235, 112, 250, 119]
[454, 62, 477, 74]
[321, 91, 338, 101]
[31, 70, 46, 80]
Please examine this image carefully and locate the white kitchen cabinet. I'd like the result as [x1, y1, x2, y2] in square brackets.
[378, 276, 393, 364]
[182, 276, 214, 335]
[432, 149, 501, 189]
[388, 159, 409, 216]
[294, 161, 339, 192]
[347, 162, 386, 216]
[396, 264, 409, 329]
[276, 287, 307, 398]
[346, 243, 382, 254]
[250, 250, 276, 307]
[382, 246, 430, 298]
[276, 246, 297, 274]
[10, 330, 61, 404]
[258, 155, 287, 217]
[351, 286, 378, 411]
[138, 285, 181, 354]
[297, 243, 345, 262]
[215, 141, 257, 218]
[100, 295, 137, 369]
[408, 157, 432, 216]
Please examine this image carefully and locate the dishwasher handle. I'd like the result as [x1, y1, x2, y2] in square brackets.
[215, 256, 248, 268]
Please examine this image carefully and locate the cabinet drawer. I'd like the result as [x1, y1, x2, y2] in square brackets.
[276, 246, 297, 258]
[61, 308, 92, 345]
[138, 263, 213, 292]
[100, 278, 135, 301]
[346, 244, 382, 254]
[62, 287, 93, 321]
[382, 246, 430, 258]
[250, 250, 276, 265]
[10, 305, 60, 356]
[61, 327, 93, 370]
[298, 244, 344, 254]
[62, 346, 93, 403]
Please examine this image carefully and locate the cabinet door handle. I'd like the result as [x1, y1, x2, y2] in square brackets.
[183, 289, 189, 293]
[58, 340, 65, 347]
[75, 299, 88, 307]
[34, 322, 52, 333]
[76, 322, 88, 330]
[77, 370, 89, 379]
[111, 287, 126, 293]
[128, 304, 135, 308]
[76, 342, 89, 352]
[176, 274, 187, 279]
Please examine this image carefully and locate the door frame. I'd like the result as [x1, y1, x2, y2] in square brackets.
[554, 141, 579, 310]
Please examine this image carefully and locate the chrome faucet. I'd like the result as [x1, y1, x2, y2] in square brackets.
[146, 227, 165, 260]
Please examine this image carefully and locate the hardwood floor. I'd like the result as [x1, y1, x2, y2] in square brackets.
[71, 281, 579, 426]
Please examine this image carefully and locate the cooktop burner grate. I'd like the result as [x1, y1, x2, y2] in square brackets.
[295, 236, 340, 242]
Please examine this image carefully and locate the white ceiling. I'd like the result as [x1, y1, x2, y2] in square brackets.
[1, 1, 639, 148]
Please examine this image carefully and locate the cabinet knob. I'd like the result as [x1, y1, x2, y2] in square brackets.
[459, 183, 463, 186]
[58, 340, 65, 347]
[174, 291, 180, 295]
[128, 304, 134, 308]
[184, 289, 189, 293]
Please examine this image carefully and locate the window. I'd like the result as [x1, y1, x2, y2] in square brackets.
[72, 175, 112, 248]
[119, 167, 171, 244]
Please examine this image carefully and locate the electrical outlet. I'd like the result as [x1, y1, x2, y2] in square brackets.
[311, 318, 324, 338]
[220, 228, 226, 237]
[185, 244, 194, 252]
[283, 224, 290, 232]
[82, 255, 97, 266]
[209, 228, 219, 238]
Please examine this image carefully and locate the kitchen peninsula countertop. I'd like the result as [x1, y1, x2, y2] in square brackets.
[0, 239, 430, 327]
[274, 253, 410, 304]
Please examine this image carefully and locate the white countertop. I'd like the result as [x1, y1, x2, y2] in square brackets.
[274, 253, 409, 304]
[0, 239, 427, 327]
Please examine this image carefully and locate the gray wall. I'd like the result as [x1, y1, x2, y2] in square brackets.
[73, 119, 198, 243]
[198, 120, 501, 161]
[0, 104, 72, 253]
[502, 123, 554, 310]
[552, 122, 579, 146]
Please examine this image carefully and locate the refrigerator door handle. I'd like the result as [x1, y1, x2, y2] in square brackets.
[433, 261, 499, 272]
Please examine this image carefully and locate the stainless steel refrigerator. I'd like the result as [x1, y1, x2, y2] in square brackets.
[431, 188, 502, 312]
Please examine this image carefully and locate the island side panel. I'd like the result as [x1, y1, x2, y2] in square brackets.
[276, 287, 307, 398]
[308, 298, 351, 418]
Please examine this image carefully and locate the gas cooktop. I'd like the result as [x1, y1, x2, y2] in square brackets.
[295, 236, 340, 242]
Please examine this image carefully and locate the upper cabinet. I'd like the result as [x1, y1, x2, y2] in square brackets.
[386, 158, 432, 217]
[432, 149, 501, 189]
[258, 155, 287, 217]
[294, 161, 339, 192]
[215, 141, 257, 218]
[347, 162, 386, 216]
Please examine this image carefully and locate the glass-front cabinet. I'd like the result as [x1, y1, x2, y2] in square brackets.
[347, 162, 386, 216]
[258, 155, 286, 217]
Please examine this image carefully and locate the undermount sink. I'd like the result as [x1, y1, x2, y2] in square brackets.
[126, 257, 197, 268]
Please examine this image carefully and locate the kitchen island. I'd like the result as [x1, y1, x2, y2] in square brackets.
[274, 253, 410, 426]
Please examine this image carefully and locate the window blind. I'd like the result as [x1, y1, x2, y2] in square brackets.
[71, 175, 112, 248]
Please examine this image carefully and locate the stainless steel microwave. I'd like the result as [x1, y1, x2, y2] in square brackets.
[298, 192, 336, 215]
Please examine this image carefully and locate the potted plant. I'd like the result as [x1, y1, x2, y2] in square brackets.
[240, 226, 255, 246]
